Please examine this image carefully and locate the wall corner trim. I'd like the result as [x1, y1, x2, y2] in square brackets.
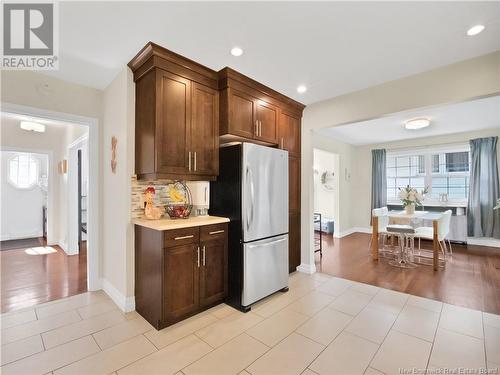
[296, 263, 317, 274]
[101, 278, 136, 312]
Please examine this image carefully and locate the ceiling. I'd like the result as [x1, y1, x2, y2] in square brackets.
[40, 2, 500, 104]
[316, 95, 500, 145]
[1, 112, 87, 131]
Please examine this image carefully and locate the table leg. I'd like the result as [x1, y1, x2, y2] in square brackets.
[433, 220, 438, 271]
[371, 216, 378, 260]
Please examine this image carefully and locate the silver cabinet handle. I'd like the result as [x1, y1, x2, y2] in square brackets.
[258, 121, 262, 136]
[197, 246, 200, 267]
[174, 235, 194, 240]
[188, 151, 192, 171]
[202, 245, 206, 266]
[255, 120, 258, 136]
[281, 137, 284, 149]
[194, 151, 197, 171]
[209, 230, 225, 235]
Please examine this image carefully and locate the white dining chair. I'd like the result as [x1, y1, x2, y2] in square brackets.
[414, 210, 453, 257]
[369, 207, 390, 251]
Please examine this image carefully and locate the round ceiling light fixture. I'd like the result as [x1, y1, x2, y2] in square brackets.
[230, 47, 243, 57]
[404, 118, 431, 130]
[297, 85, 307, 94]
[466, 24, 485, 36]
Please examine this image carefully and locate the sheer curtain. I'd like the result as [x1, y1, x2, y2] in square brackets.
[371, 149, 387, 212]
[467, 137, 500, 239]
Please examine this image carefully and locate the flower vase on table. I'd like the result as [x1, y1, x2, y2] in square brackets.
[398, 185, 428, 215]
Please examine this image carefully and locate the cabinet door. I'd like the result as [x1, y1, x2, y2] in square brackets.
[163, 244, 199, 323]
[156, 69, 191, 175]
[279, 110, 301, 157]
[191, 83, 219, 176]
[289, 156, 300, 212]
[289, 211, 301, 272]
[227, 89, 256, 139]
[199, 238, 228, 307]
[256, 100, 278, 144]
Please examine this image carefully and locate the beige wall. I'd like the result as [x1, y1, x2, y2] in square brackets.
[351, 128, 500, 229]
[101, 67, 135, 303]
[301, 51, 500, 272]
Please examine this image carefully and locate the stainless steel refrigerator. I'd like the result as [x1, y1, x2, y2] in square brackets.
[210, 143, 289, 311]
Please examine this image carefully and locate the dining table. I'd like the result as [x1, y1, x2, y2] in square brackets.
[371, 210, 444, 270]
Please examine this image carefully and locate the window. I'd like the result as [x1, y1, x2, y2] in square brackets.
[8, 153, 39, 189]
[386, 145, 470, 203]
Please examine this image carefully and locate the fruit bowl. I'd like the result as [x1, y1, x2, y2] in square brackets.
[165, 204, 193, 219]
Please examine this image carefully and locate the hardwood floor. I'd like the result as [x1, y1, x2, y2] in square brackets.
[0, 238, 87, 313]
[315, 232, 500, 314]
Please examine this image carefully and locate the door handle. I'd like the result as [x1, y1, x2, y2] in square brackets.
[188, 152, 192, 171]
[281, 137, 284, 149]
[174, 235, 194, 240]
[194, 151, 197, 171]
[255, 120, 258, 136]
[209, 230, 225, 235]
[197, 246, 200, 267]
[202, 245, 206, 266]
[247, 237, 287, 248]
[259, 121, 262, 137]
[245, 166, 255, 232]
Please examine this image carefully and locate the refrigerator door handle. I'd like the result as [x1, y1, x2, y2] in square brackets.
[245, 166, 255, 232]
[247, 237, 287, 248]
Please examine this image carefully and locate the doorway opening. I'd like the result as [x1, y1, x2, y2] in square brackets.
[0, 108, 95, 313]
[313, 149, 340, 261]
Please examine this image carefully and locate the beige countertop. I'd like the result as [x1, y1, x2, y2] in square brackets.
[132, 215, 229, 231]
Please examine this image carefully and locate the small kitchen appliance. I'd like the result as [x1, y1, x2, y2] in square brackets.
[186, 181, 210, 216]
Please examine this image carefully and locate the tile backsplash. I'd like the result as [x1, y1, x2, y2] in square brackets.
[131, 175, 176, 219]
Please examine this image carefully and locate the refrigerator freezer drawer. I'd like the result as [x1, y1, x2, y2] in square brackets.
[242, 234, 289, 307]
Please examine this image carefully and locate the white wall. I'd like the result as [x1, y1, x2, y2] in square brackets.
[0, 117, 88, 250]
[313, 149, 338, 228]
[350, 128, 500, 229]
[301, 51, 500, 272]
[101, 67, 136, 309]
[0, 151, 48, 240]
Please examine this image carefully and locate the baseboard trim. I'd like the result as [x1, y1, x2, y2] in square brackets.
[0, 232, 43, 241]
[336, 227, 372, 238]
[296, 263, 316, 274]
[467, 237, 500, 248]
[101, 278, 135, 312]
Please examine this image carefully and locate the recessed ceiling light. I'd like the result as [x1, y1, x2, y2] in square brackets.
[20, 121, 46, 132]
[466, 24, 485, 36]
[230, 47, 243, 57]
[297, 85, 307, 94]
[405, 118, 430, 130]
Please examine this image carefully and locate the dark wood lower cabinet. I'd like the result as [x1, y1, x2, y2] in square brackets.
[163, 244, 200, 323]
[135, 223, 228, 330]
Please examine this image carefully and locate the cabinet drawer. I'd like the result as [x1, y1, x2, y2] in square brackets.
[165, 227, 200, 247]
[200, 223, 227, 242]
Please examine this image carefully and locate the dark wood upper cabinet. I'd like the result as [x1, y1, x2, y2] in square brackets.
[279, 110, 301, 157]
[255, 99, 278, 144]
[129, 42, 219, 181]
[156, 69, 191, 175]
[222, 88, 256, 139]
[191, 83, 219, 176]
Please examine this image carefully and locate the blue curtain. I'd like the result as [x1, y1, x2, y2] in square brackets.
[371, 149, 387, 212]
[467, 137, 500, 239]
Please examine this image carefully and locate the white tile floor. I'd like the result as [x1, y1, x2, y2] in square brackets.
[1, 272, 499, 375]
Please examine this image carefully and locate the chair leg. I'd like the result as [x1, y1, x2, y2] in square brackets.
[447, 239, 453, 255]
[439, 240, 446, 258]
[418, 237, 421, 251]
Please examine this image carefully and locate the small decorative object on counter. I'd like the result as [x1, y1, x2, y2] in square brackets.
[398, 185, 428, 215]
[165, 181, 193, 219]
[144, 186, 164, 220]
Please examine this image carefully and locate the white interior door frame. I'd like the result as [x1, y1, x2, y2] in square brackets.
[67, 135, 88, 256]
[0, 146, 54, 244]
[1, 102, 101, 291]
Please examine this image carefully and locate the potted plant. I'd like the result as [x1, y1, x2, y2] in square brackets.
[398, 185, 428, 214]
